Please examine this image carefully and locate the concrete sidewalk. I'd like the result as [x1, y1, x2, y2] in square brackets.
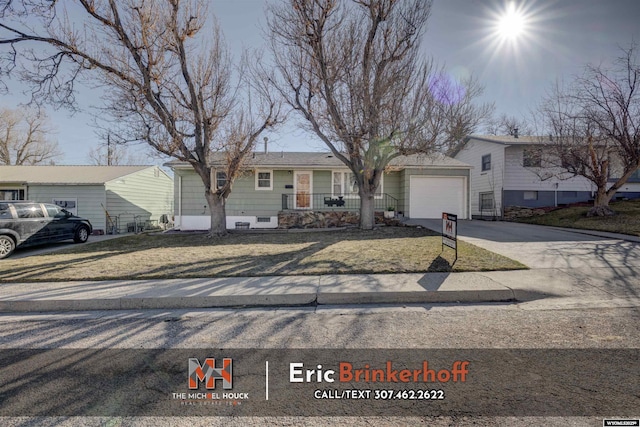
[1, 267, 638, 312]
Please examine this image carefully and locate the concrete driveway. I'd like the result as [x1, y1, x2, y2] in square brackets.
[407, 219, 640, 270]
[7, 233, 132, 260]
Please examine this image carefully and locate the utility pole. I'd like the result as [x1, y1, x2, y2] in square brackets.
[107, 133, 112, 166]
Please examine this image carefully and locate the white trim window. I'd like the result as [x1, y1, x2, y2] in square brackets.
[331, 171, 383, 198]
[216, 171, 227, 189]
[479, 192, 494, 211]
[255, 170, 273, 191]
[0, 189, 25, 200]
[481, 154, 491, 172]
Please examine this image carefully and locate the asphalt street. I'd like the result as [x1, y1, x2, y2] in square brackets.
[0, 304, 637, 426]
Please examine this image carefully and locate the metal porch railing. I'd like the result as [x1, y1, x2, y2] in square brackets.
[281, 193, 399, 212]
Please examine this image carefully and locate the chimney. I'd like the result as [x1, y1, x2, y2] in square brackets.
[264, 136, 268, 154]
[513, 128, 519, 139]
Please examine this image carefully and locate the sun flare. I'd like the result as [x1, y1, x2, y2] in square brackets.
[496, 3, 526, 41]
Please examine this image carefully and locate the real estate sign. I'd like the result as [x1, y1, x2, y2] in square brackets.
[442, 212, 457, 251]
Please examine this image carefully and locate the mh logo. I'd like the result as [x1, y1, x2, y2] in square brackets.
[188, 358, 233, 390]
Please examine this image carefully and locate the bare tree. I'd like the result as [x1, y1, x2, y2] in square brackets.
[438, 76, 494, 156]
[87, 141, 145, 166]
[0, 107, 60, 165]
[0, 0, 280, 235]
[486, 113, 534, 137]
[267, 0, 486, 229]
[538, 44, 640, 216]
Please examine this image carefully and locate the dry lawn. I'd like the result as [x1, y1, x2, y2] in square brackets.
[0, 227, 525, 282]
[514, 199, 640, 236]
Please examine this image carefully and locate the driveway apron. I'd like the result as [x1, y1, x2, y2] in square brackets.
[406, 219, 640, 271]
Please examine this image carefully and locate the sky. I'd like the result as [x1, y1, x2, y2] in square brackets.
[1, 0, 639, 165]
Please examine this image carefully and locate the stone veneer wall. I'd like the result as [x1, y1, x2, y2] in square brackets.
[278, 211, 391, 228]
[503, 205, 550, 221]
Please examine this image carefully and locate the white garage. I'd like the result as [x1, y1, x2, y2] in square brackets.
[409, 176, 467, 219]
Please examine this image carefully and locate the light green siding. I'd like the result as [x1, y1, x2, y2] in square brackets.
[313, 170, 331, 193]
[174, 169, 207, 216]
[28, 184, 107, 229]
[176, 168, 407, 216]
[384, 171, 402, 204]
[175, 169, 294, 216]
[105, 166, 173, 228]
[225, 170, 291, 216]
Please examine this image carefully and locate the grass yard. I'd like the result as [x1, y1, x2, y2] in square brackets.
[0, 227, 525, 283]
[513, 199, 640, 237]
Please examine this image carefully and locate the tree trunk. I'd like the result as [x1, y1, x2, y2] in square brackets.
[205, 189, 228, 236]
[587, 187, 616, 217]
[359, 191, 376, 230]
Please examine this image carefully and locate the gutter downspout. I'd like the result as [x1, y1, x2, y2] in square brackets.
[177, 174, 182, 230]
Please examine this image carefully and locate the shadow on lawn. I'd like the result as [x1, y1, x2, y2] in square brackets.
[0, 227, 445, 282]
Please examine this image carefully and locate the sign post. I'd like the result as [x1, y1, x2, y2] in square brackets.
[442, 212, 458, 263]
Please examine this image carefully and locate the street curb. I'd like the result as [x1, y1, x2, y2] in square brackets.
[0, 294, 319, 313]
[0, 289, 520, 313]
[317, 289, 516, 305]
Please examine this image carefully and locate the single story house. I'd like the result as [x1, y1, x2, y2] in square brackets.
[0, 165, 174, 233]
[454, 134, 639, 219]
[167, 151, 471, 230]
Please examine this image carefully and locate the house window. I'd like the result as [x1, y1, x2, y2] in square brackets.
[523, 149, 542, 167]
[216, 171, 227, 189]
[0, 189, 25, 200]
[523, 191, 538, 201]
[255, 170, 273, 190]
[481, 154, 491, 172]
[332, 171, 383, 198]
[479, 192, 494, 211]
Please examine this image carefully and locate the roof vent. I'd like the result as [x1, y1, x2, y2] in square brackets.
[513, 128, 519, 139]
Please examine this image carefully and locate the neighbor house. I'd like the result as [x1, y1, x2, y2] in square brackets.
[167, 151, 471, 230]
[612, 167, 640, 199]
[454, 134, 640, 218]
[0, 165, 174, 233]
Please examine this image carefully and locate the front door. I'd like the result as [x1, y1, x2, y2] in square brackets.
[294, 171, 312, 209]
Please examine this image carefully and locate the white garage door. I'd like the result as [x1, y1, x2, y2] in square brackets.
[409, 176, 465, 219]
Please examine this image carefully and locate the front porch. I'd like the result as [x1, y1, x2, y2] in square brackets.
[280, 192, 399, 212]
[278, 192, 400, 228]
